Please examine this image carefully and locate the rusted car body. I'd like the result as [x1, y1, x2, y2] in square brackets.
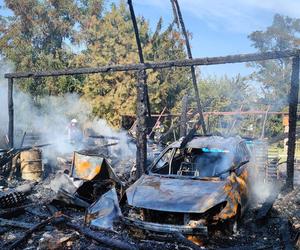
[123, 136, 253, 235]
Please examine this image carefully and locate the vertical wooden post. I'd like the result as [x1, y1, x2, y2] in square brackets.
[127, 0, 151, 119]
[136, 70, 147, 178]
[8, 77, 14, 148]
[128, 0, 150, 177]
[180, 95, 188, 137]
[171, 0, 206, 134]
[286, 55, 300, 190]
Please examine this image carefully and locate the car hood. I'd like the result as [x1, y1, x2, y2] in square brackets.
[126, 174, 227, 213]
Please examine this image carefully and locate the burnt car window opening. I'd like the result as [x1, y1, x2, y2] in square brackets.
[154, 148, 173, 174]
[151, 147, 233, 178]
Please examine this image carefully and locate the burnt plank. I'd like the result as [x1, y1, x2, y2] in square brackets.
[66, 222, 138, 250]
[5, 50, 299, 79]
[286, 55, 300, 190]
[0, 218, 34, 229]
[171, 0, 206, 134]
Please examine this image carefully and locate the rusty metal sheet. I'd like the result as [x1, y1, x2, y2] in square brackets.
[85, 188, 121, 229]
[126, 174, 227, 213]
[71, 152, 104, 180]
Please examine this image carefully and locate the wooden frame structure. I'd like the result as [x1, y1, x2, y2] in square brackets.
[4, 49, 300, 189]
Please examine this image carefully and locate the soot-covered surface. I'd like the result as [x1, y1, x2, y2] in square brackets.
[0, 171, 298, 249]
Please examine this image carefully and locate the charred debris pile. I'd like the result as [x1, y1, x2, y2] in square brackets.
[0, 132, 299, 250]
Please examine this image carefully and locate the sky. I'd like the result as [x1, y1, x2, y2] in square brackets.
[129, 0, 300, 77]
[1, 0, 299, 78]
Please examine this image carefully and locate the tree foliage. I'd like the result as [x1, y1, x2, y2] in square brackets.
[248, 14, 300, 110]
[0, 0, 83, 95]
[0, 0, 192, 126]
[2, 0, 289, 137]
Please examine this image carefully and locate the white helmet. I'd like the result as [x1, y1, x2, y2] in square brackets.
[71, 119, 78, 123]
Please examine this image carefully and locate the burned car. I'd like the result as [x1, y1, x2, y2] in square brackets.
[123, 136, 254, 236]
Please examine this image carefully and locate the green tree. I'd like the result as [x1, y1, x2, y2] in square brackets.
[197, 75, 258, 135]
[74, 1, 190, 126]
[248, 14, 300, 110]
[0, 0, 82, 96]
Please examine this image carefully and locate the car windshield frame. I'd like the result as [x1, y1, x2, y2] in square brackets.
[149, 145, 235, 180]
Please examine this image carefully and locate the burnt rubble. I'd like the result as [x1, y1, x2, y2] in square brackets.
[0, 142, 299, 249]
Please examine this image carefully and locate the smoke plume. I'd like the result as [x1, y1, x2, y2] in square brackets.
[0, 61, 135, 164]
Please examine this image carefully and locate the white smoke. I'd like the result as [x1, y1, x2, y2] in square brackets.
[0, 60, 136, 164]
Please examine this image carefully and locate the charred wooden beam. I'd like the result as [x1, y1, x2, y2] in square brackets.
[172, 0, 206, 134]
[6, 214, 58, 250]
[180, 95, 189, 137]
[127, 0, 144, 64]
[8, 77, 13, 148]
[0, 203, 36, 218]
[286, 55, 300, 190]
[66, 222, 138, 250]
[124, 110, 299, 117]
[5, 50, 300, 79]
[127, 0, 151, 118]
[170, 0, 180, 28]
[0, 218, 34, 229]
[136, 70, 147, 178]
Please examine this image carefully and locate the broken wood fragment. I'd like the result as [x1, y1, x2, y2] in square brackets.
[66, 222, 138, 250]
[5, 213, 60, 250]
[0, 203, 35, 218]
[0, 217, 34, 229]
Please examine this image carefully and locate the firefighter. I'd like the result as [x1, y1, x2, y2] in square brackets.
[67, 119, 83, 144]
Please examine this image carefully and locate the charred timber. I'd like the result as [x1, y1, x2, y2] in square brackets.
[286, 55, 300, 190]
[66, 222, 138, 250]
[180, 95, 188, 137]
[0, 218, 34, 229]
[6, 214, 58, 249]
[8, 78, 13, 148]
[123, 111, 300, 117]
[136, 70, 147, 178]
[127, 0, 144, 64]
[5, 50, 300, 79]
[0, 204, 35, 218]
[127, 0, 151, 118]
[172, 0, 206, 134]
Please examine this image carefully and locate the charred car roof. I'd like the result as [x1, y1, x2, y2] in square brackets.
[170, 135, 244, 150]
